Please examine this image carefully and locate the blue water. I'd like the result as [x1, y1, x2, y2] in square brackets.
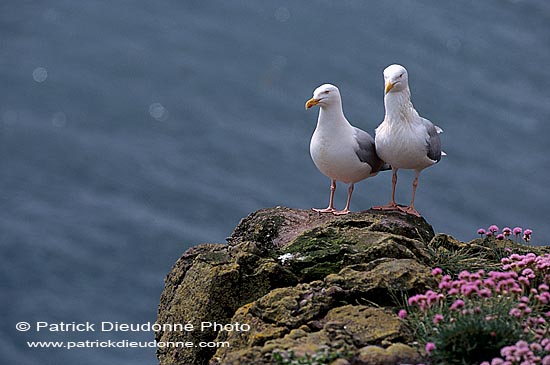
[2, 1, 549, 364]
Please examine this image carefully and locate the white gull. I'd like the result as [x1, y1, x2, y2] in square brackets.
[373, 64, 444, 217]
[306, 84, 386, 215]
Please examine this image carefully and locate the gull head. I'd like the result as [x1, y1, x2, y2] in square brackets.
[383, 64, 409, 94]
[305, 84, 341, 109]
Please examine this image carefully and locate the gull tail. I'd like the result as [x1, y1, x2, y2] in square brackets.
[435, 124, 446, 156]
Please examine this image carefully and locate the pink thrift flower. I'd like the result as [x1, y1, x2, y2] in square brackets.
[479, 288, 492, 298]
[438, 279, 451, 290]
[522, 230, 532, 242]
[530, 343, 542, 352]
[502, 227, 511, 236]
[408, 295, 420, 306]
[433, 314, 444, 324]
[398, 309, 407, 319]
[425, 290, 440, 305]
[513, 227, 523, 235]
[488, 225, 499, 233]
[477, 228, 486, 236]
[495, 234, 504, 240]
[431, 267, 443, 276]
[425, 342, 436, 354]
[521, 268, 535, 278]
[461, 284, 478, 297]
[450, 299, 465, 311]
[470, 272, 481, 281]
[483, 278, 496, 289]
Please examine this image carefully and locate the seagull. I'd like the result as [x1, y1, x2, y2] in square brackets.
[305, 84, 385, 215]
[373, 64, 444, 217]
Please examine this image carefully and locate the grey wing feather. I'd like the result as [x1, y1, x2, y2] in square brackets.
[352, 127, 385, 172]
[421, 118, 442, 163]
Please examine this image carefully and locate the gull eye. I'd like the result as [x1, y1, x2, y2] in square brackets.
[399, 73, 404, 78]
[323, 90, 330, 94]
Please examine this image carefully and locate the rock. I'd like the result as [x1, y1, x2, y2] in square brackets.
[356, 346, 388, 365]
[385, 343, 423, 363]
[156, 240, 297, 365]
[324, 258, 436, 307]
[356, 343, 421, 365]
[156, 207, 441, 365]
[321, 305, 404, 346]
[331, 359, 352, 365]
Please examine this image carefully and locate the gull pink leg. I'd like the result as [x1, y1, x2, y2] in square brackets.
[402, 170, 422, 217]
[372, 168, 400, 211]
[333, 183, 354, 215]
[312, 179, 337, 213]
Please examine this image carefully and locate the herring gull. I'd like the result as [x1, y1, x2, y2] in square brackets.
[305, 84, 385, 215]
[373, 64, 444, 217]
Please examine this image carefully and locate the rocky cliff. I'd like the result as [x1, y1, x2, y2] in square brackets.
[155, 207, 544, 365]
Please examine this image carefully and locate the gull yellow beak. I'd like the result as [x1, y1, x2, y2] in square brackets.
[385, 81, 395, 94]
[305, 97, 319, 110]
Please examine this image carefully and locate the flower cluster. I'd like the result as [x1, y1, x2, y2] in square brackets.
[480, 338, 550, 365]
[434, 269, 526, 299]
[407, 289, 444, 311]
[502, 253, 550, 273]
[400, 252, 550, 365]
[477, 225, 532, 242]
[502, 253, 550, 288]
